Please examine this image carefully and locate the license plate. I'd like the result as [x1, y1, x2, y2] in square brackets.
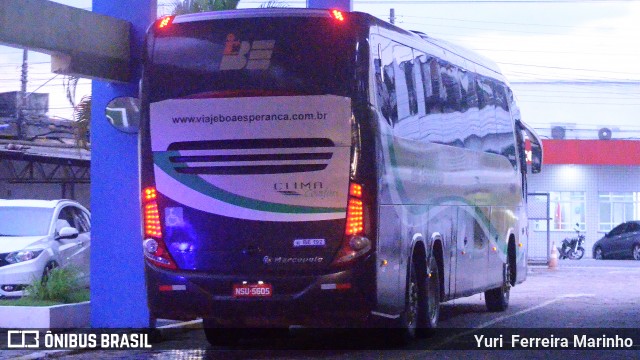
[233, 283, 273, 298]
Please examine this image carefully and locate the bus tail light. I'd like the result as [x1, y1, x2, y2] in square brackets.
[142, 186, 177, 270]
[332, 182, 371, 267]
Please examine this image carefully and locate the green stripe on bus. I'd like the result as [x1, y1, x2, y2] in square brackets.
[153, 151, 345, 214]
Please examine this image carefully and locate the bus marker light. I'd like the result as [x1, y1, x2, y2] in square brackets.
[381, 259, 388, 266]
[519, 242, 523, 247]
[492, 246, 497, 252]
[331, 10, 345, 22]
[158, 15, 174, 29]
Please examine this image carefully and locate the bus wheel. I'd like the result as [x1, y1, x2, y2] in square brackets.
[485, 260, 511, 312]
[389, 258, 422, 345]
[203, 319, 241, 346]
[421, 253, 440, 333]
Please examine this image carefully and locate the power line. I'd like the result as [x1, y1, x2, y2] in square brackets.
[395, 14, 635, 31]
[357, 0, 640, 3]
[399, 20, 637, 39]
[498, 62, 640, 77]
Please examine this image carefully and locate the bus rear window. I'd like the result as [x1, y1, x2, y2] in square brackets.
[147, 17, 355, 102]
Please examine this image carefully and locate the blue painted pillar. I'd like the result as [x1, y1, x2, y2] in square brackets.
[90, 0, 156, 328]
[307, 0, 352, 11]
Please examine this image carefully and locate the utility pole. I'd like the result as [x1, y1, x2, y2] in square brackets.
[390, 8, 395, 24]
[17, 49, 28, 140]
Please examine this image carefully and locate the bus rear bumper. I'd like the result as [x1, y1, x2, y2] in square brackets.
[145, 257, 375, 327]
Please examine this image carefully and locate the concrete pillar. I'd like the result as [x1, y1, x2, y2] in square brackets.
[90, 0, 156, 328]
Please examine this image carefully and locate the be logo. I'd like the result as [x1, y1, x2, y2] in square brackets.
[220, 33, 275, 70]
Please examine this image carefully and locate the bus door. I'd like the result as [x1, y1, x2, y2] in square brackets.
[426, 205, 456, 297]
[454, 207, 474, 296]
[472, 206, 491, 291]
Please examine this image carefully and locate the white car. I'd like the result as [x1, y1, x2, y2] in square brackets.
[0, 199, 91, 298]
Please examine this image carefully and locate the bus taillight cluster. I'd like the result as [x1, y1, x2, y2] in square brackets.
[142, 186, 177, 270]
[346, 183, 364, 236]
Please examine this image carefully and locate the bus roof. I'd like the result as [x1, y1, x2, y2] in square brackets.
[172, 8, 335, 24]
[168, 8, 504, 81]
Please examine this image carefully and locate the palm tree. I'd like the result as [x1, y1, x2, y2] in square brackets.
[170, 0, 239, 15]
[62, 75, 90, 149]
[73, 95, 91, 149]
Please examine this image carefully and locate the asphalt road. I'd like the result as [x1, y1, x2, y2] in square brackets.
[3, 259, 640, 359]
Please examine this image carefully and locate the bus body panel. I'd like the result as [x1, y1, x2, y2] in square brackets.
[149, 95, 352, 273]
[370, 27, 525, 312]
[141, 9, 537, 326]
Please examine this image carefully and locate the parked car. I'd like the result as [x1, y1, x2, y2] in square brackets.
[0, 199, 90, 298]
[593, 221, 640, 260]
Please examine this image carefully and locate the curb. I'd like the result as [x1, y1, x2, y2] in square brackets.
[156, 319, 203, 339]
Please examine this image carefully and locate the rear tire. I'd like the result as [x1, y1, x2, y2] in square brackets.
[485, 259, 511, 312]
[632, 244, 640, 260]
[594, 246, 604, 260]
[420, 253, 440, 334]
[390, 250, 440, 345]
[393, 258, 420, 344]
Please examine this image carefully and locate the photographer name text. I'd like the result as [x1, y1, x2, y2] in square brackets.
[475, 334, 633, 349]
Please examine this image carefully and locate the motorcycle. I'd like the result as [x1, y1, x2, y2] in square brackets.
[558, 223, 586, 260]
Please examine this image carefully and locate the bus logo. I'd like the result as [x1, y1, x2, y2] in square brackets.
[220, 33, 275, 71]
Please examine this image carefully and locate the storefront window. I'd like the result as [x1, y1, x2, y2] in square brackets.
[534, 192, 585, 231]
[599, 192, 640, 232]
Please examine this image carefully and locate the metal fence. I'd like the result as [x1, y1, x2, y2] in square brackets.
[527, 193, 550, 264]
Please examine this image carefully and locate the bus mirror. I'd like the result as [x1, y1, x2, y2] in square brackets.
[530, 143, 542, 174]
[106, 97, 140, 134]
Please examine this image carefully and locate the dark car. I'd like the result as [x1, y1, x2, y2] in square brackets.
[593, 221, 640, 260]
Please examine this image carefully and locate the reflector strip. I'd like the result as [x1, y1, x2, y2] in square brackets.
[159, 285, 186, 291]
[321, 283, 351, 290]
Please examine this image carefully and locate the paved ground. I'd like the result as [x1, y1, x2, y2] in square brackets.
[1, 259, 639, 359]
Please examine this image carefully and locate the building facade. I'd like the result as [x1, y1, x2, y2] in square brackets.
[528, 140, 640, 259]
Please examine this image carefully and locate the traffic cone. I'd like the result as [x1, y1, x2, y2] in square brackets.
[549, 242, 558, 269]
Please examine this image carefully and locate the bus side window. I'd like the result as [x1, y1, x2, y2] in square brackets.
[373, 39, 398, 126]
[494, 83, 517, 167]
[476, 76, 497, 154]
[394, 45, 417, 118]
[439, 61, 462, 114]
[460, 69, 477, 112]
[418, 55, 441, 115]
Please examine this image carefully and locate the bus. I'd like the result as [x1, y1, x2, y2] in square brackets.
[139, 8, 543, 344]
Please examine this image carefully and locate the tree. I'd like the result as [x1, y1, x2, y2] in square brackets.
[259, 1, 289, 7]
[170, 0, 239, 15]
